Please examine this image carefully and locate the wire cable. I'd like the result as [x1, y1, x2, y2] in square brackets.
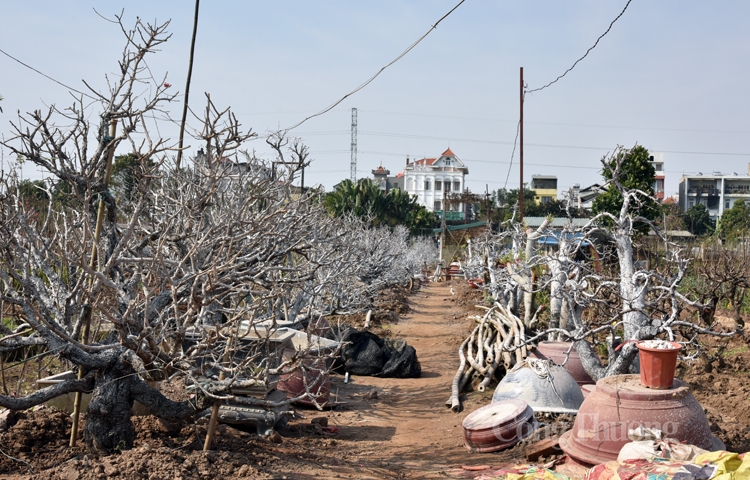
[0, 47, 97, 100]
[282, 0, 466, 132]
[503, 119, 521, 190]
[526, 0, 634, 94]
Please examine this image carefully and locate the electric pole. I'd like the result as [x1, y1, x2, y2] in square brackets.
[350, 107, 357, 182]
[520, 67, 524, 224]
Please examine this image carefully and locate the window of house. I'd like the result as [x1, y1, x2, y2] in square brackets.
[434, 200, 441, 211]
[444, 158, 451, 165]
[541, 196, 552, 205]
[444, 182, 451, 192]
[689, 200, 695, 208]
[453, 181, 460, 192]
[435, 181, 442, 191]
[393, 182, 399, 189]
[726, 200, 731, 209]
[424, 180, 431, 190]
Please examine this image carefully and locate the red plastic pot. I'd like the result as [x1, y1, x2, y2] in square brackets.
[636, 341, 681, 389]
[529, 342, 594, 387]
[278, 353, 331, 407]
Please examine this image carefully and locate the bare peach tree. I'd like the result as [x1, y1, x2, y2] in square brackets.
[452, 146, 740, 409]
[0, 17, 433, 452]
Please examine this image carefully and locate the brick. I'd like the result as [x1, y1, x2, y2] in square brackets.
[524, 436, 561, 461]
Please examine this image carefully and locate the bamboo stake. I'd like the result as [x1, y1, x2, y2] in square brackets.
[203, 326, 232, 451]
[70, 119, 117, 447]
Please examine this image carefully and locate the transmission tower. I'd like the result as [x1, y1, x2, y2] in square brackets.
[350, 107, 357, 182]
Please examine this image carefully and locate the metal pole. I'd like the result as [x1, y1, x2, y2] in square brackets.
[519, 67, 524, 224]
[350, 108, 357, 182]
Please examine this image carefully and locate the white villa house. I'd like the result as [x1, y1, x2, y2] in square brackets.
[403, 148, 468, 220]
[678, 165, 750, 222]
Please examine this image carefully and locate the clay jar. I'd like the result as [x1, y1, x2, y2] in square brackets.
[559, 374, 722, 466]
[529, 342, 594, 386]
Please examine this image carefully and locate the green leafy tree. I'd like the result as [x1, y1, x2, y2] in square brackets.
[487, 186, 538, 224]
[592, 145, 658, 233]
[683, 204, 713, 236]
[324, 178, 434, 234]
[112, 153, 155, 201]
[657, 201, 687, 232]
[486, 187, 588, 225]
[719, 199, 750, 240]
[17, 179, 50, 215]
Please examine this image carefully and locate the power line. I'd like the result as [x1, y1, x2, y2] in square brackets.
[503, 120, 521, 189]
[526, 0, 634, 94]
[0, 47, 97, 100]
[354, 131, 749, 157]
[351, 111, 750, 135]
[282, 0, 466, 132]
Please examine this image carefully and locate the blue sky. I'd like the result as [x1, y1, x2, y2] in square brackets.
[1, 1, 748, 198]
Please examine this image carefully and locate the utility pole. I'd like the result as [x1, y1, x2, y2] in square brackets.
[350, 107, 357, 182]
[440, 189, 446, 264]
[176, 0, 200, 169]
[519, 67, 524, 224]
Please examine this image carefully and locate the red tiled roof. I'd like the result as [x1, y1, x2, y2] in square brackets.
[414, 157, 437, 165]
[442, 148, 455, 157]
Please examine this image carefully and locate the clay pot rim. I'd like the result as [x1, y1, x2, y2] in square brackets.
[635, 340, 682, 352]
[462, 399, 533, 431]
[596, 374, 689, 401]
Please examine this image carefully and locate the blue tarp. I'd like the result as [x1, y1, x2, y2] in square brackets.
[537, 231, 591, 247]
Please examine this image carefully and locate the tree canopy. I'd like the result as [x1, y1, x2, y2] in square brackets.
[592, 145, 658, 232]
[684, 203, 714, 236]
[719, 199, 750, 240]
[484, 186, 589, 225]
[324, 178, 434, 234]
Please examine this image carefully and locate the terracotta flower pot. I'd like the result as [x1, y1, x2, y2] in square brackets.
[636, 340, 681, 389]
[559, 375, 723, 466]
[462, 399, 536, 453]
[529, 342, 594, 387]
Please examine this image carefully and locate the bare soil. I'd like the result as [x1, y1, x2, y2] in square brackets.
[1, 281, 749, 479]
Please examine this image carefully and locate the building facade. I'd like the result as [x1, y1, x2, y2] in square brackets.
[371, 165, 404, 192]
[530, 175, 558, 204]
[403, 148, 468, 219]
[678, 166, 750, 222]
[650, 152, 665, 201]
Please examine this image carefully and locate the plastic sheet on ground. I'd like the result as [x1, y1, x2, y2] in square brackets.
[618, 427, 708, 462]
[473, 465, 570, 480]
[693, 451, 750, 479]
[586, 451, 750, 480]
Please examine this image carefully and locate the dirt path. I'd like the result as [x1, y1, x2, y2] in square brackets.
[4, 283, 750, 479]
[297, 282, 508, 479]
